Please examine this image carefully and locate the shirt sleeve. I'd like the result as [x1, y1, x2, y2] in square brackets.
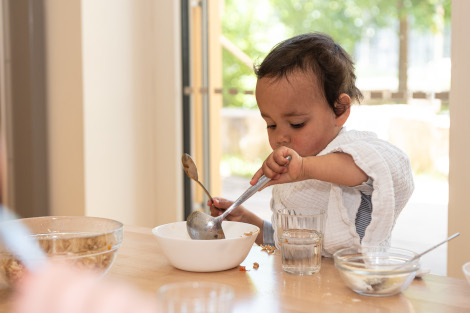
[263, 220, 275, 246]
[351, 177, 373, 195]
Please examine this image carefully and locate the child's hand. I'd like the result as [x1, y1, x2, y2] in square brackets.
[208, 197, 246, 223]
[250, 147, 303, 186]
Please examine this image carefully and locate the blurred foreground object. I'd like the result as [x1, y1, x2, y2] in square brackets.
[0, 215, 123, 286]
[12, 263, 158, 313]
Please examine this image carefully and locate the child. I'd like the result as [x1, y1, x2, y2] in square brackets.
[209, 32, 414, 256]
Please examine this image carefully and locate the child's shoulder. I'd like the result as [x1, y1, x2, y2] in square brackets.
[322, 128, 406, 156]
[328, 128, 379, 147]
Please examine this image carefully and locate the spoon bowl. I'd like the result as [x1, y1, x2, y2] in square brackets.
[187, 211, 225, 240]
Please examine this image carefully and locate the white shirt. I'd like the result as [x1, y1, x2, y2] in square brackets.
[270, 128, 415, 256]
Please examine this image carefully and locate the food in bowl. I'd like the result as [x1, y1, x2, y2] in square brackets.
[152, 221, 259, 272]
[0, 216, 123, 285]
[333, 246, 420, 297]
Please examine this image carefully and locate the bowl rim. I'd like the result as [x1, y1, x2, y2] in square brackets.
[333, 246, 420, 275]
[152, 221, 260, 242]
[463, 261, 470, 276]
[0, 244, 122, 260]
[0, 216, 124, 259]
[277, 207, 326, 217]
[14, 215, 124, 236]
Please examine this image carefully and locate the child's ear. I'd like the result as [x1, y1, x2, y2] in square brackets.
[334, 94, 351, 127]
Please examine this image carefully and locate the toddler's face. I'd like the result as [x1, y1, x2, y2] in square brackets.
[256, 70, 343, 157]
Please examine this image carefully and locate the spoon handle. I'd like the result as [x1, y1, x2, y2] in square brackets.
[0, 206, 47, 272]
[412, 232, 460, 262]
[390, 232, 460, 271]
[219, 175, 270, 220]
[219, 155, 292, 220]
[195, 180, 214, 202]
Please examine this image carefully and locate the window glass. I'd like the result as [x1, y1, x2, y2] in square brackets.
[219, 0, 450, 275]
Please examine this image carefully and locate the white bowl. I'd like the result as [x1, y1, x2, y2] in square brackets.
[152, 221, 259, 272]
[463, 262, 470, 285]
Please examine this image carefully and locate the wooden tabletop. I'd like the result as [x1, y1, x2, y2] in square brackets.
[1, 225, 470, 313]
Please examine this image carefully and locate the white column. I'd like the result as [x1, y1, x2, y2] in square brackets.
[448, 0, 470, 278]
[81, 0, 183, 226]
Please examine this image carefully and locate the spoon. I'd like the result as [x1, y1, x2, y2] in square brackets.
[182, 153, 216, 203]
[186, 155, 292, 240]
[365, 232, 460, 291]
[0, 206, 47, 272]
[397, 232, 460, 269]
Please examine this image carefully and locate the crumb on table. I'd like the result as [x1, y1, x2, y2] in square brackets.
[260, 244, 276, 254]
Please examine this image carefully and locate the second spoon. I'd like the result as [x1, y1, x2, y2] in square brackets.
[182, 153, 215, 203]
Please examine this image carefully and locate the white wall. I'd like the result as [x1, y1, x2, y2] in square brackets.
[448, 0, 470, 278]
[45, 0, 183, 227]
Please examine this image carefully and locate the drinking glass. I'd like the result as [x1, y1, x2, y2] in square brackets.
[158, 281, 234, 313]
[278, 208, 326, 275]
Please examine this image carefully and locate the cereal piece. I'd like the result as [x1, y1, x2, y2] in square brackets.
[253, 262, 259, 270]
[239, 266, 248, 271]
[260, 244, 276, 255]
[242, 230, 259, 237]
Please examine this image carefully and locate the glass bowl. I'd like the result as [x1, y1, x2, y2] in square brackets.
[0, 216, 123, 285]
[333, 246, 420, 297]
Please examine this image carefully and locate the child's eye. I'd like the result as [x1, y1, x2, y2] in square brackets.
[267, 124, 276, 129]
[291, 123, 305, 129]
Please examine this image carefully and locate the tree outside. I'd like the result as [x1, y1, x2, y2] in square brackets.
[220, 0, 451, 176]
[221, 0, 450, 107]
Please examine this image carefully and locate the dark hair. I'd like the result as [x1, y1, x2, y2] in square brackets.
[254, 32, 363, 116]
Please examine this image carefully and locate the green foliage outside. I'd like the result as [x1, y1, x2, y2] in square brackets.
[221, 0, 451, 109]
[222, 155, 264, 178]
[221, 0, 451, 178]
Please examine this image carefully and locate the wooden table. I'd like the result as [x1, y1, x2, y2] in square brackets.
[1, 225, 470, 312]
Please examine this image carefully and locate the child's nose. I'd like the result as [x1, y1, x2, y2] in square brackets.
[276, 131, 290, 146]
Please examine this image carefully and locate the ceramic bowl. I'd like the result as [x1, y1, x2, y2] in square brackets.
[152, 221, 259, 272]
[0, 216, 123, 285]
[463, 262, 470, 285]
[334, 246, 420, 297]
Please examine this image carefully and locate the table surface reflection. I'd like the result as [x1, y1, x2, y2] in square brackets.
[1, 225, 469, 313]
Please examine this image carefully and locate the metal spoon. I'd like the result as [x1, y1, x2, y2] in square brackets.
[186, 155, 292, 240]
[0, 206, 47, 272]
[182, 153, 215, 203]
[397, 232, 460, 269]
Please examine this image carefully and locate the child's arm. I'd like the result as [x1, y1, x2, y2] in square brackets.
[250, 146, 368, 187]
[208, 198, 265, 245]
[303, 153, 368, 186]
